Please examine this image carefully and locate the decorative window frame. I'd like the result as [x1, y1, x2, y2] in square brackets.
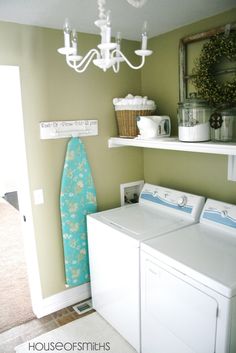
[179, 22, 236, 102]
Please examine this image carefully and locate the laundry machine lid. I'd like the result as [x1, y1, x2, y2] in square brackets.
[89, 183, 205, 243]
[141, 223, 236, 298]
[99, 203, 192, 242]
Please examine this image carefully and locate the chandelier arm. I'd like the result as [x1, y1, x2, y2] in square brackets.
[112, 49, 145, 70]
[66, 56, 80, 69]
[66, 49, 100, 72]
[112, 61, 120, 73]
[74, 50, 100, 73]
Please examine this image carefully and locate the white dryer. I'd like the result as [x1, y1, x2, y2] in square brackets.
[141, 198, 236, 353]
[87, 183, 205, 352]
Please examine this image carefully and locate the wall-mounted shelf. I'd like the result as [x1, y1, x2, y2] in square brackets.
[108, 137, 236, 181]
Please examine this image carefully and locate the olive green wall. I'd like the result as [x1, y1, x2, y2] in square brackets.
[1, 8, 235, 300]
[141, 8, 236, 204]
[0, 21, 143, 297]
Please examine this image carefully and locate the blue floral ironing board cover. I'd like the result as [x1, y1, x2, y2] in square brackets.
[60, 137, 97, 287]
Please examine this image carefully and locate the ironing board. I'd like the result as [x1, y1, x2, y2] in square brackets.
[60, 137, 97, 287]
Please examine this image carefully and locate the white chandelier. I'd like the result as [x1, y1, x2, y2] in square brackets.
[57, 0, 152, 73]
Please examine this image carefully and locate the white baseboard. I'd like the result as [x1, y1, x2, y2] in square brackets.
[33, 283, 91, 318]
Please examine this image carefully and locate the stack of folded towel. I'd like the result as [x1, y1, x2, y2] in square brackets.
[113, 94, 156, 111]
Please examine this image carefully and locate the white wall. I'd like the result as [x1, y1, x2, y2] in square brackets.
[0, 66, 24, 195]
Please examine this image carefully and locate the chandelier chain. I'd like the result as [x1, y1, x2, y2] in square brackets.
[97, 0, 106, 20]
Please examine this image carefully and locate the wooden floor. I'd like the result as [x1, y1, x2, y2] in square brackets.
[0, 304, 94, 353]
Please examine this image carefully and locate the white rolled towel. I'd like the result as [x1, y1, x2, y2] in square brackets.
[113, 94, 156, 111]
[125, 94, 134, 99]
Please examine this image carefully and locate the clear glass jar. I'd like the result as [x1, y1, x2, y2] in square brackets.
[210, 107, 236, 142]
[178, 94, 212, 142]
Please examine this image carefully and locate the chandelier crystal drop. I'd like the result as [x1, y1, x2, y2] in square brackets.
[57, 0, 152, 73]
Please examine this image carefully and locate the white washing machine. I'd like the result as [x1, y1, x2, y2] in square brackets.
[87, 183, 205, 352]
[141, 198, 236, 353]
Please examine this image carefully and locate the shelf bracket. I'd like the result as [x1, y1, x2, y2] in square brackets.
[228, 155, 236, 181]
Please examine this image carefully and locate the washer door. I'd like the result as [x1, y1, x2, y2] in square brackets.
[141, 258, 218, 353]
[88, 218, 140, 352]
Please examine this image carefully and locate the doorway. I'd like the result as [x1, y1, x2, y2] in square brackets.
[0, 66, 40, 331]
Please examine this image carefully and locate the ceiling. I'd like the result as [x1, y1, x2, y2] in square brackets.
[0, 0, 234, 40]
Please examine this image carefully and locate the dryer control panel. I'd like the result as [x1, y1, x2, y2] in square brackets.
[139, 184, 205, 221]
[201, 199, 236, 231]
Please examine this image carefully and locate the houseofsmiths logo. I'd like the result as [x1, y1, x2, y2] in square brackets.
[28, 341, 111, 351]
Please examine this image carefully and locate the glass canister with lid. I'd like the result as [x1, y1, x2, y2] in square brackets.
[178, 93, 212, 142]
[210, 106, 236, 142]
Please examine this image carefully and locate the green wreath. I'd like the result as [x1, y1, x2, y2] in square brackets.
[192, 31, 236, 107]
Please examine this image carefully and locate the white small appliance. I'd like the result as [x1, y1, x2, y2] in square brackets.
[87, 184, 204, 352]
[141, 198, 236, 353]
[136, 115, 171, 139]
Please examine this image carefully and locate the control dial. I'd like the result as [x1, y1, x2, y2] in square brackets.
[221, 210, 228, 218]
[177, 195, 187, 207]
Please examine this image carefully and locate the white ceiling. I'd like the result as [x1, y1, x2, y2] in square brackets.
[0, 0, 234, 40]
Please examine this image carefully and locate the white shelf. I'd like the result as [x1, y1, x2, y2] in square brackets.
[108, 137, 236, 181]
[108, 137, 236, 155]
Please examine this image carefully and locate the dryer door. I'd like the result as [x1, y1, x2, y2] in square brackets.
[141, 255, 218, 353]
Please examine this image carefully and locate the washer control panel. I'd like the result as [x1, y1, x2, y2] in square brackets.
[201, 199, 236, 230]
[139, 184, 205, 220]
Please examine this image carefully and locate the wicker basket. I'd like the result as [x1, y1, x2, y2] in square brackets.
[115, 109, 155, 137]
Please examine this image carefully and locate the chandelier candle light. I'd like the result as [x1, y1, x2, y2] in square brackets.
[57, 0, 152, 73]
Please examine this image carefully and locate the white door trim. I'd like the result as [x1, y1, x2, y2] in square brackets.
[15, 65, 44, 314]
[13, 66, 89, 318]
[34, 283, 91, 318]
